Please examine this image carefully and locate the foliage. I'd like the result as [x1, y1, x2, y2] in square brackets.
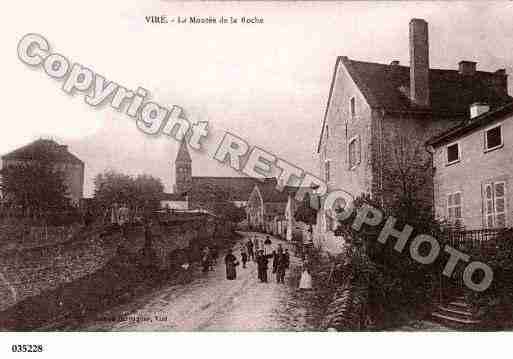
[1, 161, 70, 216]
[190, 183, 246, 222]
[93, 170, 164, 215]
[294, 204, 317, 225]
[327, 192, 442, 329]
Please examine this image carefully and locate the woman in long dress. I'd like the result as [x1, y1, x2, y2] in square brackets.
[299, 259, 312, 290]
[225, 249, 239, 280]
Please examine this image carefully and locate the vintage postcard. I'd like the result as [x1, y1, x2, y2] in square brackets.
[1, 0, 513, 357]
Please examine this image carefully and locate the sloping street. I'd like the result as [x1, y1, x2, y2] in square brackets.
[78, 232, 314, 331]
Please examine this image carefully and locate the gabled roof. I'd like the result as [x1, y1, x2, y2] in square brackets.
[427, 102, 513, 147]
[255, 178, 290, 203]
[2, 139, 83, 165]
[317, 56, 513, 152]
[189, 176, 263, 202]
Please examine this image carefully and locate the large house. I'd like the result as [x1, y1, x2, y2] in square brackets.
[315, 18, 512, 251]
[427, 102, 513, 230]
[1, 139, 84, 204]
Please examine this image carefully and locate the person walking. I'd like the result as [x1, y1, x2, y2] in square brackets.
[275, 248, 287, 284]
[211, 245, 219, 268]
[256, 249, 269, 283]
[299, 259, 312, 290]
[253, 236, 260, 253]
[201, 247, 211, 273]
[246, 239, 254, 261]
[224, 249, 239, 280]
[284, 249, 290, 271]
[264, 235, 272, 255]
[240, 248, 248, 268]
[271, 250, 278, 281]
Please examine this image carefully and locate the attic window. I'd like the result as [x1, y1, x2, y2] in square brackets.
[350, 97, 356, 118]
[485, 125, 502, 152]
[446, 143, 460, 165]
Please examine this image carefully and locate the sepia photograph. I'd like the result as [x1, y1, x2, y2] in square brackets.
[1, 0, 513, 357]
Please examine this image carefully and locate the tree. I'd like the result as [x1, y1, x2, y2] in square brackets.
[93, 170, 164, 216]
[190, 183, 246, 222]
[380, 133, 434, 229]
[1, 161, 70, 217]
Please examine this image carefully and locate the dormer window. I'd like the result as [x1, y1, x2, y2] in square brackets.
[484, 124, 502, 152]
[446, 142, 460, 165]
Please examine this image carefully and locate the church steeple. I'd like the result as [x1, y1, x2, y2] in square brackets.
[174, 140, 192, 194]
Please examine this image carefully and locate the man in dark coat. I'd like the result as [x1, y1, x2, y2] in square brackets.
[256, 249, 269, 283]
[224, 249, 238, 280]
[246, 239, 254, 261]
[275, 248, 287, 283]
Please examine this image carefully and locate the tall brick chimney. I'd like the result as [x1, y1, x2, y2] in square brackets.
[409, 18, 430, 107]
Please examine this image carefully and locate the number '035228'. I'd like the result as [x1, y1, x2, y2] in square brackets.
[11, 344, 43, 353]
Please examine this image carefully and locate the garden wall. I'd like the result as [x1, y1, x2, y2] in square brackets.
[0, 215, 233, 314]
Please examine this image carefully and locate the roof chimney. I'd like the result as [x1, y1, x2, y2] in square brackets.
[409, 19, 430, 107]
[459, 61, 476, 75]
[390, 60, 400, 66]
[470, 102, 490, 119]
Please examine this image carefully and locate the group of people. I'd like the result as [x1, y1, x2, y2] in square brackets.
[223, 235, 291, 284]
[201, 245, 219, 273]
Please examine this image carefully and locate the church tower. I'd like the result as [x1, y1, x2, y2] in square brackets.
[174, 140, 192, 194]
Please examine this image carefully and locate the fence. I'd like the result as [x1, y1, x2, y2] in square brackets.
[441, 227, 506, 255]
[438, 227, 509, 302]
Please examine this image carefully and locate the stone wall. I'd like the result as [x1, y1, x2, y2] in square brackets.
[0, 215, 234, 313]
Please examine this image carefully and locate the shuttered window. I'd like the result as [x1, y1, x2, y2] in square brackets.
[484, 181, 506, 228]
[447, 192, 462, 223]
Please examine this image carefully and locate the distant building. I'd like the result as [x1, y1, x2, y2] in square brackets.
[1, 139, 85, 205]
[160, 192, 188, 210]
[427, 102, 513, 230]
[246, 178, 290, 230]
[170, 140, 262, 210]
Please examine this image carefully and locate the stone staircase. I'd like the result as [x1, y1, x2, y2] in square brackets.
[431, 296, 482, 329]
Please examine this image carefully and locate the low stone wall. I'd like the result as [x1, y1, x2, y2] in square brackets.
[0, 230, 120, 312]
[0, 215, 234, 314]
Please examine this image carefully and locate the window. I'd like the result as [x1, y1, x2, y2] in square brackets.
[350, 97, 356, 118]
[348, 136, 361, 169]
[484, 181, 506, 228]
[447, 192, 462, 223]
[485, 125, 502, 151]
[447, 143, 460, 164]
[325, 160, 331, 182]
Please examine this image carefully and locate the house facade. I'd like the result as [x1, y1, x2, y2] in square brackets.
[246, 181, 311, 240]
[315, 18, 512, 253]
[428, 103, 513, 230]
[2, 139, 84, 205]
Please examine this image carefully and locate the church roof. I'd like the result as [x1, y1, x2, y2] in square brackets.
[2, 139, 83, 165]
[190, 176, 262, 202]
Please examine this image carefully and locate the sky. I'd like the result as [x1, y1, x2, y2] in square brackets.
[2, 1, 513, 197]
